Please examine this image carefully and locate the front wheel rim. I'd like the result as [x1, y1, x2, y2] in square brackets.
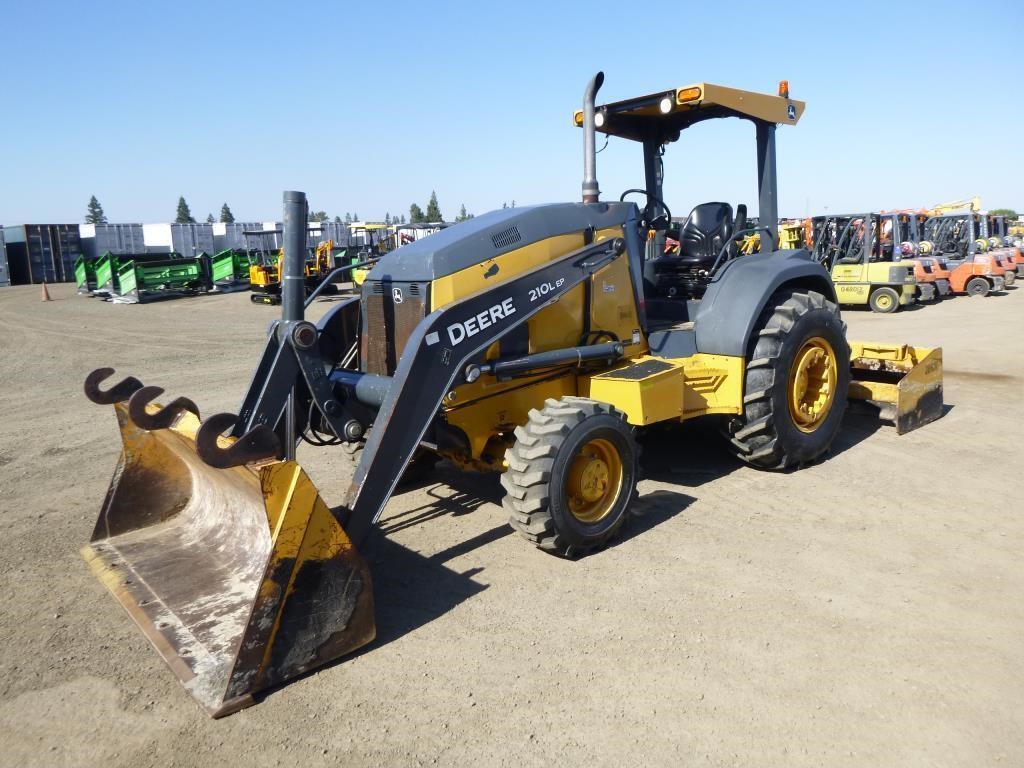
[565, 438, 624, 524]
[874, 292, 894, 310]
[787, 337, 838, 433]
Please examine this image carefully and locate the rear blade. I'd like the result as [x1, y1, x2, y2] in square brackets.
[847, 342, 944, 434]
[83, 402, 375, 717]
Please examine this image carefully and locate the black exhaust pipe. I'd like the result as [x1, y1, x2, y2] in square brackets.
[582, 72, 604, 204]
[280, 190, 308, 460]
[282, 190, 308, 323]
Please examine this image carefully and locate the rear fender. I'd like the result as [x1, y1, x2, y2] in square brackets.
[695, 249, 836, 357]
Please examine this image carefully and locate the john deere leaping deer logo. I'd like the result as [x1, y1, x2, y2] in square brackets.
[392, 287, 404, 304]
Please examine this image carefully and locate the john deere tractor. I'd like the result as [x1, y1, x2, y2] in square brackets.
[81, 73, 943, 717]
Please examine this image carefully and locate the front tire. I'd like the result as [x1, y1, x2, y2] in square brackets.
[730, 290, 850, 470]
[869, 286, 900, 313]
[502, 397, 638, 557]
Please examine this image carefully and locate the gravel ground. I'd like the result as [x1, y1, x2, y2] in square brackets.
[0, 282, 1021, 767]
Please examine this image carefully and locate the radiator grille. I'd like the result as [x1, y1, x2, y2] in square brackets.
[361, 281, 429, 375]
[491, 226, 522, 249]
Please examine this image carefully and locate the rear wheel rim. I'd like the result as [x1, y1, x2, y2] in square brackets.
[874, 291, 894, 311]
[787, 337, 838, 433]
[566, 438, 624, 524]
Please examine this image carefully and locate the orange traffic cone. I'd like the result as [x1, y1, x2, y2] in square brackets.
[41, 281, 52, 301]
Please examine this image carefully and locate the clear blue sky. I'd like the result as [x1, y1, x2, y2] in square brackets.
[1, 0, 1021, 225]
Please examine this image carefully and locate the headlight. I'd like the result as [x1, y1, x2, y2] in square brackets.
[659, 96, 673, 114]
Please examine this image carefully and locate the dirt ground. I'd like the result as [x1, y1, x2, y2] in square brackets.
[0, 281, 1021, 768]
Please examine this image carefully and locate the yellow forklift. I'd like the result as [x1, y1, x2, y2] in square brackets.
[811, 213, 918, 312]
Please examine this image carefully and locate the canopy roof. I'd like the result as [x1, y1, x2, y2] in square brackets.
[575, 82, 805, 144]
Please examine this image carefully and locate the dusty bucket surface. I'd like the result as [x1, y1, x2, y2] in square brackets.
[848, 342, 944, 434]
[83, 403, 375, 716]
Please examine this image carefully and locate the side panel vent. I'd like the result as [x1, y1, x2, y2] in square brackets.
[491, 226, 522, 250]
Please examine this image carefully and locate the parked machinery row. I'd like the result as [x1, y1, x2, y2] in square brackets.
[73, 238, 355, 304]
[776, 210, 1022, 313]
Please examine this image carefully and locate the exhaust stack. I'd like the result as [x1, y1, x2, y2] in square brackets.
[582, 72, 604, 204]
[281, 190, 308, 323]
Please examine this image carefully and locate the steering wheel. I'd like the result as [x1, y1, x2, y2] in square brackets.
[619, 189, 672, 231]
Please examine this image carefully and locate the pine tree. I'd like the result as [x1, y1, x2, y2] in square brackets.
[456, 203, 469, 222]
[385, 212, 391, 225]
[206, 213, 215, 223]
[344, 213, 352, 225]
[85, 195, 107, 224]
[175, 196, 195, 224]
[333, 215, 342, 224]
[409, 203, 425, 223]
[353, 212, 359, 221]
[425, 191, 442, 222]
[400, 214, 406, 224]
[219, 203, 235, 223]
[309, 210, 328, 222]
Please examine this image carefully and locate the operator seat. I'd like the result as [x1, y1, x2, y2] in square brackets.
[676, 202, 734, 265]
[647, 202, 734, 300]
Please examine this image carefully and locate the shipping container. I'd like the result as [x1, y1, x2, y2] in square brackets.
[2, 224, 83, 284]
[142, 222, 215, 257]
[0, 228, 10, 287]
[309, 221, 350, 246]
[80, 223, 146, 260]
[212, 222, 262, 252]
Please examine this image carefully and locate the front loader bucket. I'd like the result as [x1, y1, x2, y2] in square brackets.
[82, 402, 375, 717]
[847, 342, 944, 434]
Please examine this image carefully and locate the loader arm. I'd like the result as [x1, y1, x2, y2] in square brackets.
[341, 236, 627, 544]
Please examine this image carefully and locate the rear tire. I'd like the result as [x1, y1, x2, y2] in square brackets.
[502, 397, 638, 557]
[730, 290, 850, 470]
[965, 277, 990, 297]
[869, 286, 900, 313]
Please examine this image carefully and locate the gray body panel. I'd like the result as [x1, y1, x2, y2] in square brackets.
[366, 202, 636, 282]
[694, 248, 836, 357]
[648, 327, 697, 358]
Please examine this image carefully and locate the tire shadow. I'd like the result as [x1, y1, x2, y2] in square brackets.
[359, 531, 496, 649]
[637, 420, 743, 487]
[612, 488, 696, 550]
[829, 409, 883, 456]
[252, 530, 494, 705]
